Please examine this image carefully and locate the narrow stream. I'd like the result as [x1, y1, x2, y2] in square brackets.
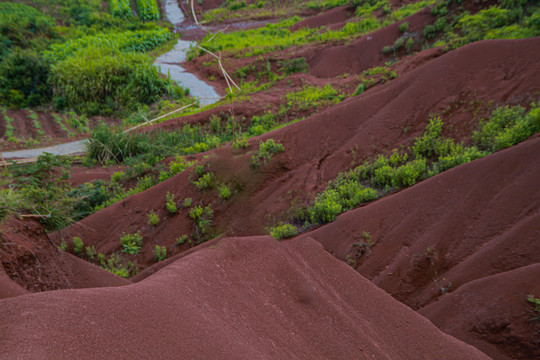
[156, 1, 221, 107]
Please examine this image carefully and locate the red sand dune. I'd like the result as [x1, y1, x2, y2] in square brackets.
[303, 135, 540, 359]
[0, 236, 490, 360]
[0, 219, 129, 300]
[53, 38, 540, 272]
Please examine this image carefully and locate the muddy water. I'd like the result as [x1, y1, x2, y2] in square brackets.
[155, 0, 221, 106]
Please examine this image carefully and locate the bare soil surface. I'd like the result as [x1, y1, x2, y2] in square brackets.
[0, 236, 490, 360]
[303, 135, 540, 359]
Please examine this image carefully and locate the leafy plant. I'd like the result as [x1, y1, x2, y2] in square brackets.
[399, 21, 409, 32]
[147, 210, 159, 226]
[251, 138, 285, 168]
[85, 245, 97, 259]
[269, 224, 298, 240]
[165, 192, 177, 214]
[183, 197, 193, 207]
[176, 234, 188, 245]
[136, 0, 160, 20]
[121, 231, 143, 254]
[218, 184, 231, 200]
[232, 137, 249, 150]
[189, 204, 213, 237]
[72, 237, 84, 255]
[193, 172, 216, 190]
[153, 245, 167, 262]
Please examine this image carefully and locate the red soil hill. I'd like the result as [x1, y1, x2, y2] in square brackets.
[0, 219, 130, 300]
[53, 38, 540, 272]
[0, 236, 491, 360]
[303, 135, 540, 359]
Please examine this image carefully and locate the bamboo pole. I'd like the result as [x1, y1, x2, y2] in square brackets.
[123, 102, 196, 133]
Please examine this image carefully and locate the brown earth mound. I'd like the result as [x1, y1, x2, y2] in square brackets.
[420, 264, 540, 360]
[290, 5, 354, 31]
[0, 236, 490, 360]
[53, 38, 540, 273]
[0, 218, 130, 299]
[307, 7, 434, 78]
[302, 135, 540, 358]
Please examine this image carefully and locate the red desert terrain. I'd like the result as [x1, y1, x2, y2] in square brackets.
[1, 1, 540, 359]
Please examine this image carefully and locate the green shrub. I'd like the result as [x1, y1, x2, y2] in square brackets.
[189, 204, 213, 236]
[136, 0, 160, 20]
[193, 172, 216, 190]
[473, 103, 540, 152]
[59, 240, 68, 251]
[10, 153, 75, 230]
[0, 188, 23, 221]
[0, 2, 56, 51]
[176, 234, 188, 245]
[153, 245, 167, 262]
[147, 210, 159, 226]
[101, 253, 138, 278]
[280, 57, 310, 74]
[110, 0, 132, 18]
[44, 28, 171, 64]
[121, 231, 143, 254]
[111, 171, 125, 182]
[72, 237, 84, 255]
[218, 184, 231, 200]
[269, 224, 298, 240]
[51, 48, 178, 116]
[85, 245, 97, 259]
[0, 49, 52, 107]
[232, 137, 249, 150]
[183, 197, 193, 207]
[251, 138, 285, 167]
[286, 84, 343, 111]
[166, 192, 177, 214]
[399, 21, 409, 32]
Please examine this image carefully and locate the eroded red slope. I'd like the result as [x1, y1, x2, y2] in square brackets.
[0, 219, 130, 299]
[53, 38, 540, 272]
[303, 135, 540, 359]
[420, 264, 540, 360]
[0, 236, 490, 360]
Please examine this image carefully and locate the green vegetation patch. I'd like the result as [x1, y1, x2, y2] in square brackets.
[289, 101, 540, 228]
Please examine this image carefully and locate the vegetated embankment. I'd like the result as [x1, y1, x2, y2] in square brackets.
[303, 134, 540, 360]
[52, 38, 540, 272]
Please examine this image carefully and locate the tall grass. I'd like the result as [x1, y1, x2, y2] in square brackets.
[44, 27, 171, 63]
[110, 0, 132, 18]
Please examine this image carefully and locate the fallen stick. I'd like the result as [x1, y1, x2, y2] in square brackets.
[123, 103, 196, 133]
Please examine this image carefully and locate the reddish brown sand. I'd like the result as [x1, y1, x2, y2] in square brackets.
[303, 135, 540, 359]
[0, 219, 129, 299]
[0, 236, 491, 360]
[52, 38, 540, 273]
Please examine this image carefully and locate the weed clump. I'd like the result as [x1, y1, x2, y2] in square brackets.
[121, 231, 143, 254]
[165, 192, 177, 214]
[251, 138, 285, 168]
[269, 224, 298, 240]
[147, 210, 159, 226]
[153, 245, 167, 262]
